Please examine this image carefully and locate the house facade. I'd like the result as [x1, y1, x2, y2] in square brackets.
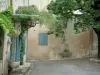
[12, 0, 51, 62]
[12, 0, 97, 61]
[27, 20, 92, 60]
[27, 0, 94, 60]
[10, 0, 38, 65]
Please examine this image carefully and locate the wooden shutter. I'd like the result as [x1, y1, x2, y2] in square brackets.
[38, 33, 48, 45]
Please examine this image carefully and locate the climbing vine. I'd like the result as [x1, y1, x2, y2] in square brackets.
[20, 21, 28, 65]
[15, 5, 38, 65]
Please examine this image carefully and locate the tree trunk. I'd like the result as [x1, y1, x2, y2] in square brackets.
[93, 28, 100, 59]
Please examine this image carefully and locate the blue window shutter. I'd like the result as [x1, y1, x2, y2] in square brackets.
[38, 33, 48, 45]
[10, 36, 14, 61]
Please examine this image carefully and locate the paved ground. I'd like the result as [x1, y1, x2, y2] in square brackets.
[10, 63, 31, 75]
[28, 58, 100, 75]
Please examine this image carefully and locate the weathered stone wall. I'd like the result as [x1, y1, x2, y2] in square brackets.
[27, 25, 65, 60]
[27, 20, 92, 60]
[12, 0, 92, 60]
[2, 33, 11, 75]
[66, 19, 92, 58]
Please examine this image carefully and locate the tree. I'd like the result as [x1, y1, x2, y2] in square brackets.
[47, 0, 100, 58]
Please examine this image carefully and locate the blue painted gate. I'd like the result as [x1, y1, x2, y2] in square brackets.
[10, 35, 27, 62]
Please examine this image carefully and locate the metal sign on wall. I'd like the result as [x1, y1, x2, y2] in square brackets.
[0, 0, 10, 12]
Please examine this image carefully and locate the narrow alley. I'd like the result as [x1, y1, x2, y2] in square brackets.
[1, 0, 100, 75]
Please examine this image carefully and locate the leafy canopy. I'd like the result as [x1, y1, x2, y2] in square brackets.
[47, 0, 100, 33]
[15, 5, 55, 25]
[14, 4, 66, 37]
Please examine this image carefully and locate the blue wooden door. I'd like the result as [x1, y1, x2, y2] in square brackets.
[10, 36, 14, 61]
[15, 36, 20, 62]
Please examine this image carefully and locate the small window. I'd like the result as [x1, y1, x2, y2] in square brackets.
[38, 33, 48, 45]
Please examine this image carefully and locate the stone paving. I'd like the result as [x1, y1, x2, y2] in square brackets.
[10, 62, 31, 75]
[28, 58, 100, 75]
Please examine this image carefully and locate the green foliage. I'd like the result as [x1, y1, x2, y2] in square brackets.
[15, 5, 64, 37]
[20, 24, 28, 65]
[15, 5, 56, 26]
[47, 0, 74, 37]
[19, 20, 29, 65]
[39, 11, 56, 27]
[15, 5, 40, 65]
[47, 0, 100, 33]
[0, 7, 16, 35]
[15, 5, 40, 23]
[16, 5, 39, 15]
[39, 11, 65, 37]
[48, 19, 65, 37]
[47, 0, 76, 19]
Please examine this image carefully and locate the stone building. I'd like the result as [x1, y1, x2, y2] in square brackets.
[12, 0, 98, 61]
[27, 0, 93, 60]
[27, 20, 92, 60]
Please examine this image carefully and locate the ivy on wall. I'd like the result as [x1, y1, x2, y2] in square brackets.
[14, 5, 38, 65]
[19, 21, 28, 65]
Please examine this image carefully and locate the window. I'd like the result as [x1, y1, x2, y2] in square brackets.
[38, 33, 48, 45]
